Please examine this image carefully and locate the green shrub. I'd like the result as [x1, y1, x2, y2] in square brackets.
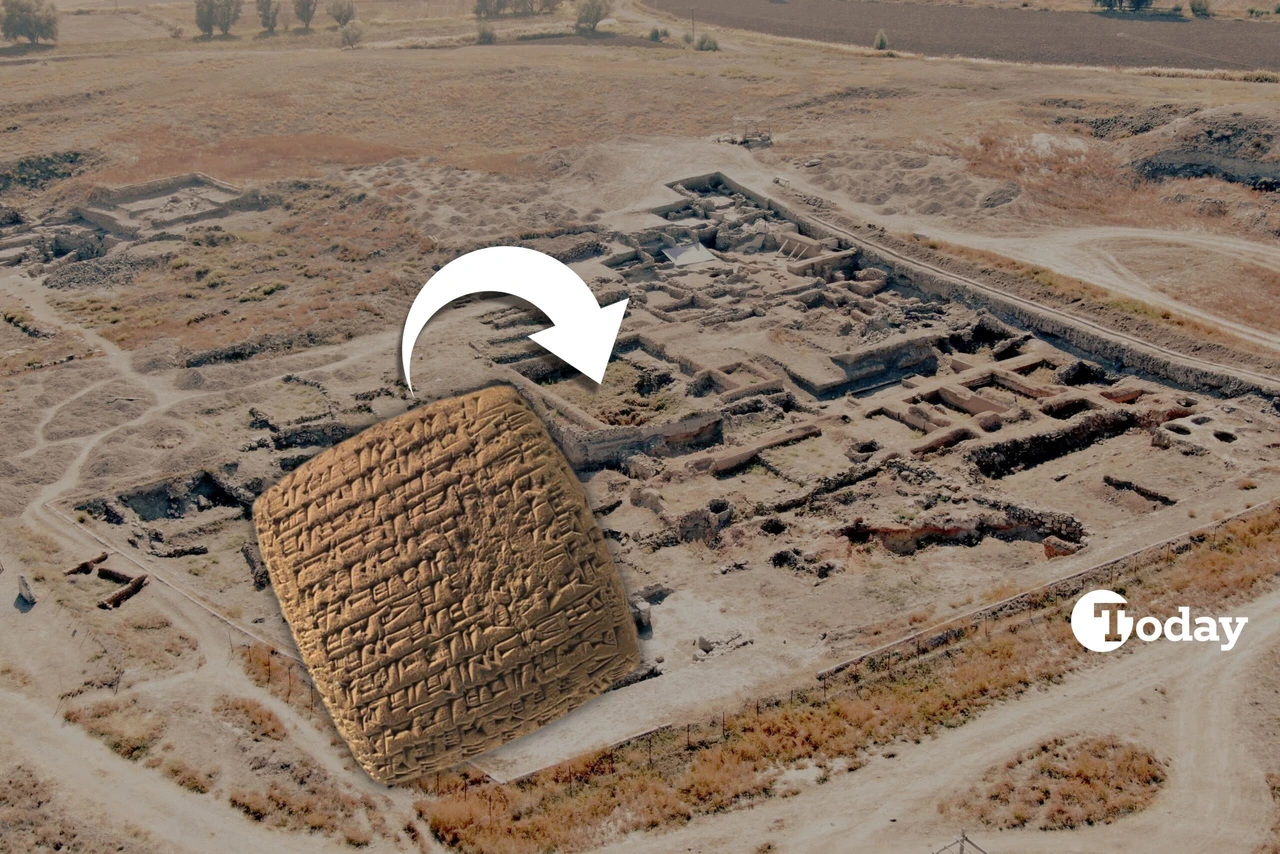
[476, 21, 495, 42]
[694, 33, 717, 51]
[873, 28, 888, 49]
[1189, 0, 1210, 16]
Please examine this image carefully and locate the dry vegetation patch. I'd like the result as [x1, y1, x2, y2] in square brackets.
[0, 764, 152, 852]
[62, 695, 167, 761]
[214, 695, 288, 741]
[227, 771, 383, 840]
[941, 734, 1166, 830]
[418, 506, 1280, 853]
[237, 642, 334, 729]
[162, 758, 219, 794]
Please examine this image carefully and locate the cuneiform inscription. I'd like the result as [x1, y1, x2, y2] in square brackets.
[255, 385, 639, 784]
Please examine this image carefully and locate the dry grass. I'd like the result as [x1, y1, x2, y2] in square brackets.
[940, 734, 1166, 829]
[62, 696, 167, 761]
[214, 695, 288, 741]
[418, 505, 1280, 853]
[238, 643, 331, 727]
[228, 777, 381, 842]
[163, 759, 219, 794]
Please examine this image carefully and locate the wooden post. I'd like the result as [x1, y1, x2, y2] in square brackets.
[686, 723, 691, 749]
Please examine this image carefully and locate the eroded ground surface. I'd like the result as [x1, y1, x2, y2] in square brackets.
[4, 5, 1280, 852]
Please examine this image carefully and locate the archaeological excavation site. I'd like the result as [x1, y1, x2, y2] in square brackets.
[34, 170, 1278, 798]
[6, 13, 1280, 848]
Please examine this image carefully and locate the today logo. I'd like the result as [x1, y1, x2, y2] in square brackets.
[1070, 589, 1247, 653]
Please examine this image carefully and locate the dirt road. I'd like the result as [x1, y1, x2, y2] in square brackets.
[647, 0, 1280, 71]
[600, 585, 1280, 853]
[925, 224, 1280, 350]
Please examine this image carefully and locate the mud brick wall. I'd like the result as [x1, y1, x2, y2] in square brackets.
[254, 385, 639, 784]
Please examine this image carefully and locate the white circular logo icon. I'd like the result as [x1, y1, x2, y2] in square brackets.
[1071, 589, 1133, 652]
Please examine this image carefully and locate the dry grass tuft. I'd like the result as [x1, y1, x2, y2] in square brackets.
[164, 759, 218, 794]
[63, 696, 167, 761]
[214, 695, 288, 741]
[237, 643, 334, 731]
[941, 734, 1166, 829]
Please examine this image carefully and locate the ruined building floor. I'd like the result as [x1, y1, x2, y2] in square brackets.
[58, 174, 1280, 781]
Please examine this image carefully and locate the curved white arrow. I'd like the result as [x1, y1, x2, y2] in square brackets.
[400, 246, 628, 395]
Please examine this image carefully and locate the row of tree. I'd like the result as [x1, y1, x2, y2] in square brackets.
[193, 0, 354, 36]
[473, 0, 560, 17]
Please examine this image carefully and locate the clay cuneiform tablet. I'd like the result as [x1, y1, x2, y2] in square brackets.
[254, 385, 639, 784]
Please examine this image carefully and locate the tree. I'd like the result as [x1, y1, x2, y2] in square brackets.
[213, 0, 241, 33]
[256, 0, 279, 31]
[194, 0, 216, 35]
[1126, 0, 1152, 10]
[2, 0, 58, 43]
[338, 17, 360, 46]
[873, 28, 887, 49]
[293, 0, 316, 28]
[326, 0, 353, 25]
[574, 0, 609, 31]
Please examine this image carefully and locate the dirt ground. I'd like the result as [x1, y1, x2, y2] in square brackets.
[4, 3, 1280, 852]
[599, 582, 1280, 854]
[650, 0, 1280, 69]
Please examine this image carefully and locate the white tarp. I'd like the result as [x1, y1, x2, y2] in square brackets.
[662, 243, 716, 267]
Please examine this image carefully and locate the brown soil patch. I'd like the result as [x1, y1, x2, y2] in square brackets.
[647, 0, 1280, 71]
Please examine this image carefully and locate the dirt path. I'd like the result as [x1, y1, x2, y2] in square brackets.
[600, 586, 1280, 853]
[0, 685, 332, 854]
[924, 224, 1280, 350]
